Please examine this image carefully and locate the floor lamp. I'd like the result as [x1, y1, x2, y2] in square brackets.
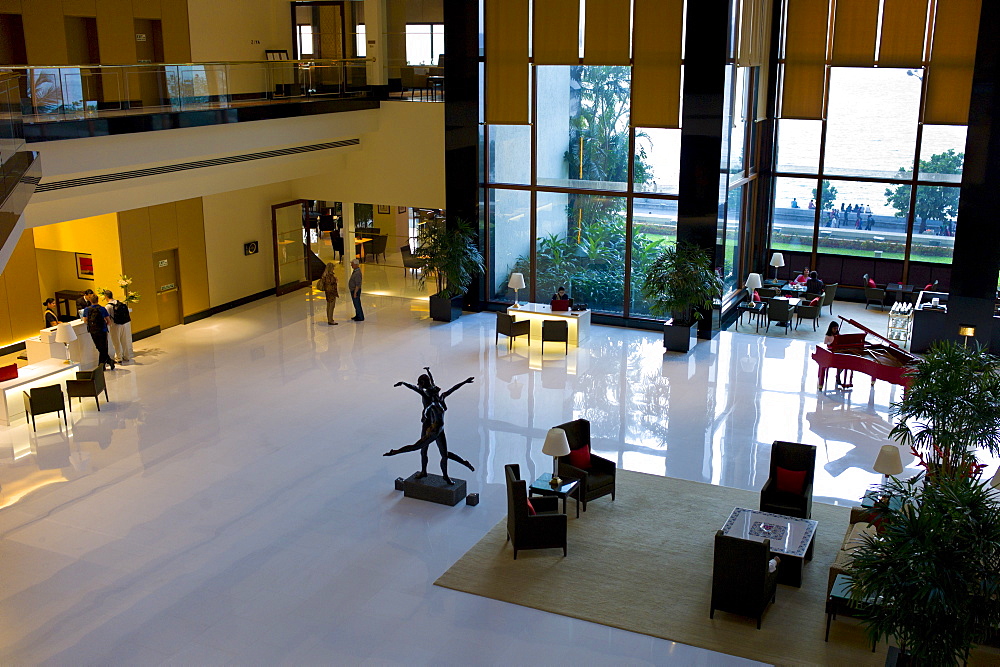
[959, 324, 976, 348]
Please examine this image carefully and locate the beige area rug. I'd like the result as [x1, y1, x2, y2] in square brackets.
[436, 470, 999, 666]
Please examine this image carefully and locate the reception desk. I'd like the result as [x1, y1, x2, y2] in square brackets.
[25, 320, 97, 368]
[507, 303, 591, 345]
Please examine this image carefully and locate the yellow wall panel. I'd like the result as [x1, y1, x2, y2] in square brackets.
[176, 197, 209, 316]
[33, 214, 123, 301]
[583, 0, 630, 65]
[63, 0, 97, 17]
[533, 0, 579, 65]
[0, 269, 11, 346]
[96, 0, 136, 64]
[117, 208, 158, 333]
[160, 0, 191, 62]
[0, 1, 22, 13]
[1, 230, 43, 344]
[23, 0, 70, 64]
[148, 201, 178, 252]
[132, 0, 160, 20]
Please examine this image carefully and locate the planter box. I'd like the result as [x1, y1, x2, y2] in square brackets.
[663, 320, 698, 353]
[430, 293, 463, 322]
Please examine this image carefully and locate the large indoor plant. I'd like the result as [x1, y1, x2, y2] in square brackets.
[416, 218, 485, 322]
[847, 342, 1000, 665]
[639, 241, 722, 352]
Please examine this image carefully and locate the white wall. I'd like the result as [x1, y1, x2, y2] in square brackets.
[187, 0, 293, 62]
[202, 181, 297, 307]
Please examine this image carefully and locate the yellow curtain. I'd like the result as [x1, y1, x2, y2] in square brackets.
[533, 0, 580, 65]
[485, 0, 530, 124]
[831, 0, 879, 66]
[583, 0, 631, 65]
[780, 0, 830, 120]
[877, 0, 930, 67]
[631, 0, 683, 128]
[755, 0, 774, 120]
[924, 0, 982, 125]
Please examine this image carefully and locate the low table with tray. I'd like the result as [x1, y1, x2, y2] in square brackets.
[720, 507, 818, 587]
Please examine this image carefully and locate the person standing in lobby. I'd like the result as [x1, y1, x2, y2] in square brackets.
[103, 290, 132, 363]
[349, 259, 364, 321]
[43, 298, 58, 328]
[83, 293, 114, 371]
[316, 263, 340, 325]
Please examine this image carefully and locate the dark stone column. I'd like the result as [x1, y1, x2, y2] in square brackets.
[940, 0, 1000, 350]
[677, 0, 733, 335]
[443, 0, 481, 306]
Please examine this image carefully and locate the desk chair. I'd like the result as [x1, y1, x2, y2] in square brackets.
[541, 320, 569, 354]
[23, 385, 68, 431]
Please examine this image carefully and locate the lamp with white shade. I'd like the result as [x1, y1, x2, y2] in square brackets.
[542, 427, 571, 486]
[54, 322, 77, 363]
[508, 272, 526, 308]
[873, 444, 904, 481]
[769, 253, 785, 281]
[989, 467, 1000, 489]
[744, 273, 762, 291]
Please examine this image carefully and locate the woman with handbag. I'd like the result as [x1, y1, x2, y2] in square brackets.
[316, 262, 340, 325]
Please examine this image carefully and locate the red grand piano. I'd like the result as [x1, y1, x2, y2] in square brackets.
[812, 317, 921, 391]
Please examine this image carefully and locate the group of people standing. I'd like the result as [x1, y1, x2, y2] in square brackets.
[42, 289, 133, 371]
[823, 203, 874, 230]
[316, 259, 365, 325]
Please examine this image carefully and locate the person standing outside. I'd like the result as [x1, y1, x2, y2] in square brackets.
[83, 293, 114, 370]
[103, 290, 132, 363]
[316, 262, 340, 325]
[349, 259, 364, 321]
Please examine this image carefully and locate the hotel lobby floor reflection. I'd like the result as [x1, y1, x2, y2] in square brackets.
[1, 288, 985, 665]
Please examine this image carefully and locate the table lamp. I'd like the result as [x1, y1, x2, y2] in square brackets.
[509, 272, 526, 308]
[959, 323, 976, 348]
[769, 253, 785, 281]
[542, 427, 571, 486]
[744, 272, 762, 292]
[873, 444, 904, 481]
[989, 467, 1000, 489]
[54, 322, 77, 363]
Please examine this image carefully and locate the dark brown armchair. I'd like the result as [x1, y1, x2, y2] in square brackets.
[496, 312, 530, 350]
[759, 440, 816, 519]
[505, 464, 567, 559]
[766, 298, 792, 334]
[555, 418, 616, 511]
[863, 274, 887, 310]
[710, 530, 779, 629]
[22, 384, 68, 431]
[66, 365, 108, 411]
[541, 320, 568, 354]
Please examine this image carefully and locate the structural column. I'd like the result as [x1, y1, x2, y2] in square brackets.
[364, 0, 389, 99]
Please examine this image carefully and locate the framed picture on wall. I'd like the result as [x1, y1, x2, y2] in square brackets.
[397, 206, 407, 214]
[377, 205, 390, 214]
[75, 253, 94, 280]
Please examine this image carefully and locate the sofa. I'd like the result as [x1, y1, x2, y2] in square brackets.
[827, 506, 879, 594]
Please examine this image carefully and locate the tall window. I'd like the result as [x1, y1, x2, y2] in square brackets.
[406, 24, 444, 65]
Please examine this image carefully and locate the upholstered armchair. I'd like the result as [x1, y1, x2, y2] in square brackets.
[555, 419, 616, 511]
[794, 300, 821, 331]
[822, 283, 839, 316]
[505, 464, 567, 559]
[22, 384, 68, 431]
[863, 274, 887, 310]
[496, 312, 530, 350]
[759, 440, 816, 519]
[710, 530, 779, 629]
[541, 320, 568, 354]
[66, 365, 108, 411]
[766, 298, 792, 334]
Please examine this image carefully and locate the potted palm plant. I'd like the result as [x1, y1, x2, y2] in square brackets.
[639, 241, 722, 352]
[416, 218, 485, 322]
[847, 342, 1000, 665]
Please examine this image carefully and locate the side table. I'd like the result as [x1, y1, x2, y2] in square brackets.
[825, 573, 876, 650]
[529, 473, 580, 518]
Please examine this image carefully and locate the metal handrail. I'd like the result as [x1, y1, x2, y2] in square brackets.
[0, 57, 374, 70]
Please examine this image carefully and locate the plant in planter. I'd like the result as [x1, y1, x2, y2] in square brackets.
[415, 218, 484, 322]
[847, 342, 1000, 665]
[639, 241, 722, 352]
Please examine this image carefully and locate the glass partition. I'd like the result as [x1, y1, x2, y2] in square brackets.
[272, 201, 309, 296]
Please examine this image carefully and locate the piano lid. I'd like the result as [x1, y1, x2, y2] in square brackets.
[838, 316, 903, 350]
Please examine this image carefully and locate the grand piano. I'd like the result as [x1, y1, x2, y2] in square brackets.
[812, 317, 921, 391]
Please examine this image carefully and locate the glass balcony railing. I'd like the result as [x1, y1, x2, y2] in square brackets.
[1, 58, 373, 123]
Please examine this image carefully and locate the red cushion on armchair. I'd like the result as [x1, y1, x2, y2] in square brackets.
[775, 466, 807, 494]
[568, 445, 591, 469]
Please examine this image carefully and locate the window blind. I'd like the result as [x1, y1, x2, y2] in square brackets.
[583, 0, 631, 65]
[485, 0, 530, 124]
[831, 0, 878, 66]
[924, 0, 982, 125]
[533, 0, 580, 65]
[780, 0, 830, 120]
[877, 0, 930, 67]
[630, 0, 683, 128]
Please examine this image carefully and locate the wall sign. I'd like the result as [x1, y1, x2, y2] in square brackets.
[136, 34, 146, 41]
[158, 259, 168, 267]
[244, 241, 259, 256]
[160, 283, 176, 292]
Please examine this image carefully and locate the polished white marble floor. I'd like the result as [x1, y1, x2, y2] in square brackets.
[0, 286, 978, 665]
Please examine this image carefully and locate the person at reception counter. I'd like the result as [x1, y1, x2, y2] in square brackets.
[43, 298, 58, 328]
[552, 286, 569, 301]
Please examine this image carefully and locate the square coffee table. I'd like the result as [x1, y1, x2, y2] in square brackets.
[720, 507, 818, 587]
[529, 473, 580, 518]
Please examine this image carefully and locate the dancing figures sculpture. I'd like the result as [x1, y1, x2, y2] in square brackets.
[383, 367, 475, 484]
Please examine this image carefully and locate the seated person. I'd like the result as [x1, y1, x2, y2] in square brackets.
[805, 271, 825, 295]
[793, 267, 809, 285]
[552, 286, 569, 301]
[551, 286, 572, 310]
